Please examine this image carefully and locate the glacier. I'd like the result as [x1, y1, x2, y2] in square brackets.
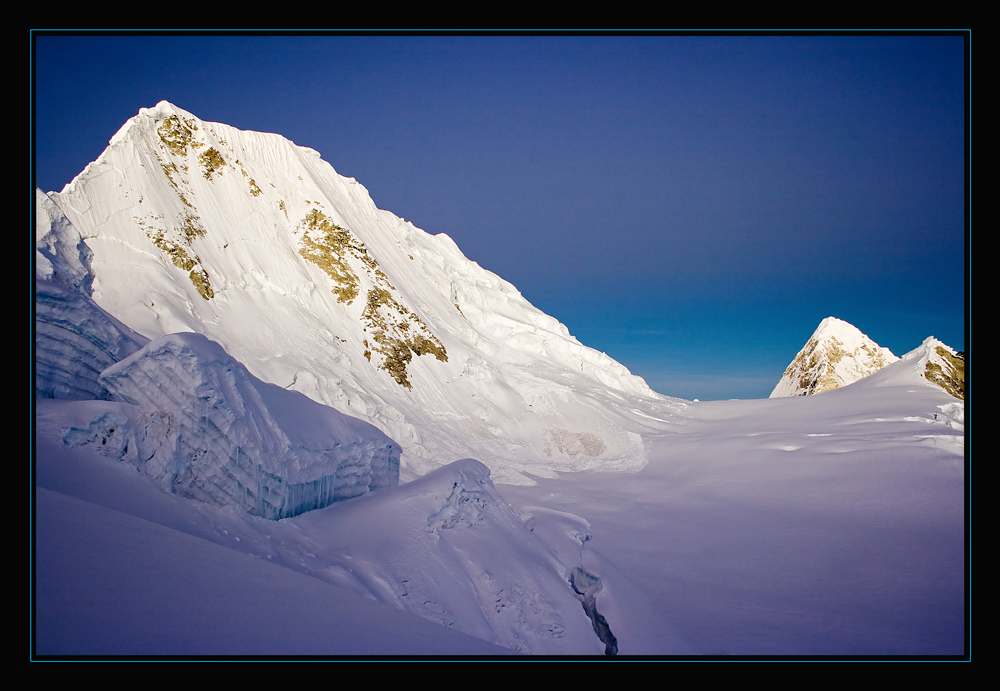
[33, 186, 603, 652]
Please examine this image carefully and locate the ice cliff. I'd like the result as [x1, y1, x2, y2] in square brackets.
[35, 188, 147, 400]
[99, 332, 400, 519]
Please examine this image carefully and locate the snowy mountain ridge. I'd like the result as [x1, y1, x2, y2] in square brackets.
[771, 316, 964, 400]
[49, 101, 680, 485]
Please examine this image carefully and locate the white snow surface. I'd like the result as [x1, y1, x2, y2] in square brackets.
[34, 354, 965, 655]
[34, 104, 966, 657]
[770, 316, 900, 398]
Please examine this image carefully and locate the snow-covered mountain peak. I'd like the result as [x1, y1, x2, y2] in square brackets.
[770, 317, 899, 398]
[812, 316, 866, 342]
[48, 102, 680, 484]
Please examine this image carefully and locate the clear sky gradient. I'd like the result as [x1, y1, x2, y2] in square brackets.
[32, 32, 969, 400]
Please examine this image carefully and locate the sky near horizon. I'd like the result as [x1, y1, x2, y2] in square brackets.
[32, 32, 968, 400]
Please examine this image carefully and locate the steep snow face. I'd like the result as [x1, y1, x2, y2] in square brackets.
[96, 332, 400, 519]
[49, 101, 684, 484]
[35, 189, 148, 400]
[770, 317, 899, 398]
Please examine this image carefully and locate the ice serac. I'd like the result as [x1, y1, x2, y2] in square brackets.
[770, 317, 899, 398]
[49, 101, 685, 484]
[35, 188, 148, 400]
[98, 332, 401, 519]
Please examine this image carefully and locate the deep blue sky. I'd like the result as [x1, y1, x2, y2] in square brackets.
[32, 33, 968, 400]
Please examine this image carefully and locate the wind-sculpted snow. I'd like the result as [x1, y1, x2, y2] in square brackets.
[35, 189, 147, 400]
[98, 332, 400, 519]
[49, 101, 683, 484]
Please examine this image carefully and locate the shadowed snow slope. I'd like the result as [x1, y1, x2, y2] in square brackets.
[49, 101, 684, 484]
[284, 458, 604, 654]
[503, 351, 965, 655]
[35, 402, 597, 655]
[36, 346, 965, 655]
[34, 425, 513, 656]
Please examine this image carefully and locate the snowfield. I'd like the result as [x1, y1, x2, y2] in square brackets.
[34, 361, 965, 655]
[33, 102, 967, 658]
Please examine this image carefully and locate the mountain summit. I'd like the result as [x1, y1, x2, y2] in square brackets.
[770, 317, 899, 398]
[47, 101, 682, 484]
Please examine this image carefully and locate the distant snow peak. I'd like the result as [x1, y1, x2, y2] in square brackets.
[771, 317, 899, 398]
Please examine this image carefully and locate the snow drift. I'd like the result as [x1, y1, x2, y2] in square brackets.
[285, 458, 606, 654]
